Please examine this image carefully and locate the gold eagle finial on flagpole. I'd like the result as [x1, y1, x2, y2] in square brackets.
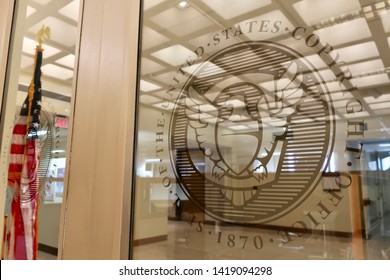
[37, 25, 51, 48]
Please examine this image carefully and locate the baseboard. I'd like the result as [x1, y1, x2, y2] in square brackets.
[169, 217, 353, 238]
[133, 234, 168, 246]
[38, 243, 58, 256]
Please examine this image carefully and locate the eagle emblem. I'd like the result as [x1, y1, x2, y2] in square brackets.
[185, 62, 304, 206]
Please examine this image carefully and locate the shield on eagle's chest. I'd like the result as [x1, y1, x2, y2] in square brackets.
[215, 83, 263, 176]
[216, 117, 261, 176]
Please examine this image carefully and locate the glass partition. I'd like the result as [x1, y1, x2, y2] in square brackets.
[0, 0, 81, 259]
[133, 0, 390, 259]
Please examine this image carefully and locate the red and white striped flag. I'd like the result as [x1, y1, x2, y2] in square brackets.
[7, 46, 43, 260]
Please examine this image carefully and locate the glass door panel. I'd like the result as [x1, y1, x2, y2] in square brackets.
[132, 0, 390, 260]
[0, 0, 81, 260]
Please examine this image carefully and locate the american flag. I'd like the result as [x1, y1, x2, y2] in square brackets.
[7, 46, 43, 260]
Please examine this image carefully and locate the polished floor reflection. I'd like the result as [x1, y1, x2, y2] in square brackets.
[134, 214, 390, 260]
[36, 215, 389, 260]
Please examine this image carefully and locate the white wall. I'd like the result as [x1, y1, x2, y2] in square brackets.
[38, 203, 62, 248]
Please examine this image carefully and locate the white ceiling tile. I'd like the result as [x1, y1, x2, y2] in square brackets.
[293, 0, 361, 26]
[55, 54, 75, 68]
[139, 94, 161, 105]
[370, 102, 390, 110]
[29, 16, 77, 47]
[150, 6, 215, 37]
[42, 64, 74, 80]
[58, 0, 80, 22]
[150, 44, 194, 66]
[144, 0, 166, 10]
[22, 37, 61, 58]
[335, 41, 379, 63]
[22, 37, 39, 55]
[381, 9, 390, 32]
[347, 59, 384, 76]
[316, 69, 337, 81]
[352, 73, 390, 88]
[152, 72, 176, 85]
[364, 91, 390, 104]
[142, 26, 170, 50]
[314, 18, 372, 46]
[141, 58, 165, 75]
[200, 0, 271, 20]
[31, 0, 53, 5]
[305, 54, 329, 69]
[140, 80, 162, 92]
[20, 55, 34, 69]
[26, 6, 36, 17]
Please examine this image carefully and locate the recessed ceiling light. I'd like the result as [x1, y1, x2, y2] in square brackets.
[177, 1, 189, 9]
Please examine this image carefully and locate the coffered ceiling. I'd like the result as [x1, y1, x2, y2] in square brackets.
[138, 0, 390, 144]
[21, 0, 79, 87]
[15, 0, 390, 144]
[15, 0, 79, 117]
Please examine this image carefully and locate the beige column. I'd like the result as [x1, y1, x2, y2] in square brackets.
[57, 0, 140, 259]
[0, 0, 14, 107]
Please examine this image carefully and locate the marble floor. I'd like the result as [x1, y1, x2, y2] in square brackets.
[37, 215, 390, 260]
[38, 250, 57, 260]
[133, 216, 390, 260]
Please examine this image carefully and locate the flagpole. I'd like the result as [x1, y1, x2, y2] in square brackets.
[6, 25, 50, 260]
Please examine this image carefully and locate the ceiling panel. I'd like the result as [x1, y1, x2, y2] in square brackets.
[55, 54, 75, 68]
[314, 18, 372, 46]
[293, 0, 361, 26]
[41, 64, 74, 80]
[150, 6, 215, 37]
[151, 44, 195, 66]
[201, 0, 272, 20]
[31, 0, 53, 5]
[29, 16, 77, 48]
[58, 0, 80, 21]
[335, 42, 380, 63]
[142, 26, 170, 50]
[382, 11, 390, 32]
[18, 0, 390, 140]
[22, 37, 61, 58]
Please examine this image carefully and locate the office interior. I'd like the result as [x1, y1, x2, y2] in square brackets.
[0, 0, 389, 260]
